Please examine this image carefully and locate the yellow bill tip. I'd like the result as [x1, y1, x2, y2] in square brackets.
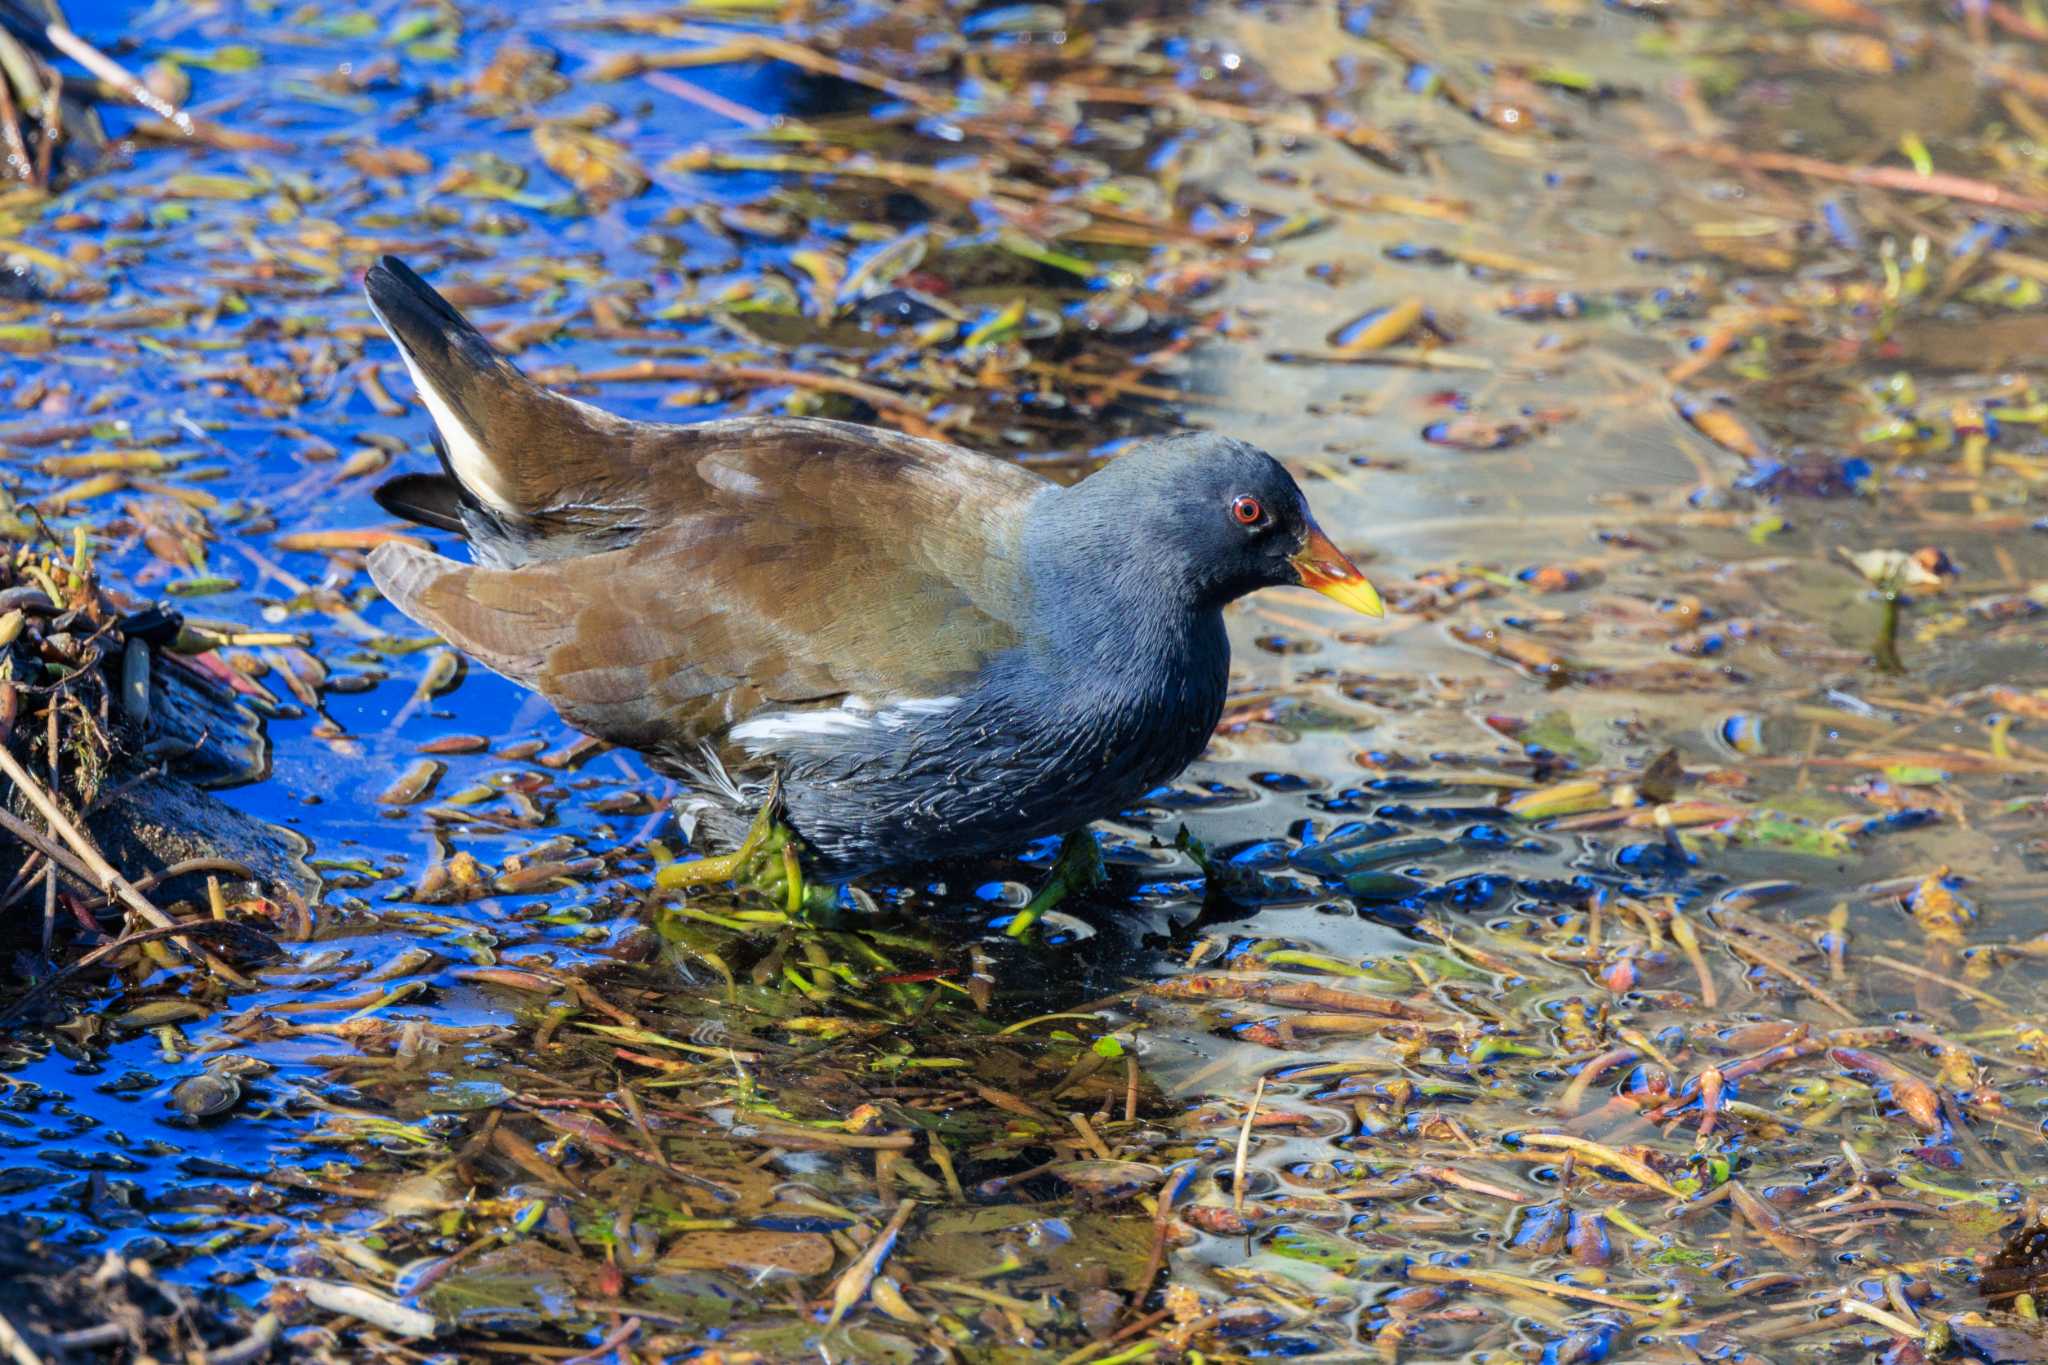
[1290, 524, 1384, 618]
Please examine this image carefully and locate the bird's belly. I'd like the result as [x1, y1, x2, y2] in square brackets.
[765, 694, 1218, 876]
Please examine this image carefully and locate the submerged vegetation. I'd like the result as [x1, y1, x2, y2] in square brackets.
[6, 0, 2048, 1359]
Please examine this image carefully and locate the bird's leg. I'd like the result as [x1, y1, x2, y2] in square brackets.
[657, 795, 780, 889]
[1176, 824, 1257, 904]
[1006, 828, 1106, 938]
[658, 781, 838, 916]
[764, 835, 840, 917]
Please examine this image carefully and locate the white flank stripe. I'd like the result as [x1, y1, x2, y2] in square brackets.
[731, 696, 960, 748]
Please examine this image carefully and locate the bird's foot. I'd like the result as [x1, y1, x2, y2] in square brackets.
[658, 793, 779, 888]
[1176, 824, 1259, 906]
[1006, 828, 1106, 939]
[658, 784, 835, 917]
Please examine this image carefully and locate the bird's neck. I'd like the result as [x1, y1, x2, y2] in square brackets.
[1019, 498, 1228, 694]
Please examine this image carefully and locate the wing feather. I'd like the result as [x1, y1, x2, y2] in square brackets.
[368, 419, 1047, 759]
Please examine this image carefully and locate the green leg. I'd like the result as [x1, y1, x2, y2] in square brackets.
[656, 796, 780, 890]
[658, 785, 842, 919]
[1007, 828, 1106, 938]
[1177, 823, 1254, 903]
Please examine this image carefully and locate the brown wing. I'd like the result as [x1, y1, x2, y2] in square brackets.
[495, 414, 1040, 550]
[368, 420, 1048, 755]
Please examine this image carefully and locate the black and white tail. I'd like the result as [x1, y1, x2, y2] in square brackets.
[365, 255, 614, 533]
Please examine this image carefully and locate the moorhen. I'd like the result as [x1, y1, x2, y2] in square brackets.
[361, 256, 1382, 886]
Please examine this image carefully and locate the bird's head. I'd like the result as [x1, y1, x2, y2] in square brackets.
[1062, 433, 1384, 617]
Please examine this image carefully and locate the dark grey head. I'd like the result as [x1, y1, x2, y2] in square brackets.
[1038, 432, 1384, 617]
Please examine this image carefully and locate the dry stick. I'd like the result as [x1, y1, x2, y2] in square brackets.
[1062, 81, 1403, 161]
[0, 59, 27, 184]
[30, 78, 51, 188]
[1669, 139, 2048, 215]
[1670, 912, 1718, 1008]
[1710, 927, 1857, 1024]
[0, 29, 44, 188]
[1070, 1111, 1114, 1161]
[0, 741, 248, 985]
[0, 1308, 41, 1365]
[637, 28, 948, 111]
[36, 19, 191, 134]
[0, 804, 112, 895]
[43, 1324, 125, 1351]
[79, 856, 256, 908]
[1869, 954, 2017, 1018]
[200, 1311, 280, 1365]
[1839, 1298, 1922, 1339]
[1407, 1263, 1664, 1323]
[663, 146, 1218, 245]
[1231, 1074, 1266, 1218]
[1936, 1090, 2003, 1177]
[128, 110, 290, 155]
[562, 1317, 641, 1365]
[1053, 1311, 1173, 1365]
[1128, 1165, 1191, 1313]
[0, 832, 44, 905]
[641, 70, 771, 130]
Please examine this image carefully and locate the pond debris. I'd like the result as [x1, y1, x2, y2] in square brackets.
[0, 0, 257, 187]
[0, 1223, 266, 1360]
[0, 528, 295, 1014]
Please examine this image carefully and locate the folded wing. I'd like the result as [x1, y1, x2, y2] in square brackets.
[370, 418, 1048, 758]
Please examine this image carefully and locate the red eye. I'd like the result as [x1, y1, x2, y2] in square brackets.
[1231, 495, 1263, 526]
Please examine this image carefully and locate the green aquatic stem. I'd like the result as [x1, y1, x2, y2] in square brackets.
[1894, 1171, 2001, 1205]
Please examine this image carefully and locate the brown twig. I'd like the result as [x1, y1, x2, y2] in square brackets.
[1231, 1074, 1266, 1217]
[1053, 1309, 1172, 1365]
[1066, 82, 1404, 163]
[125, 111, 293, 155]
[1669, 139, 2048, 215]
[37, 17, 190, 134]
[1129, 1164, 1190, 1310]
[31, 75, 52, 187]
[641, 70, 771, 130]
[0, 803, 110, 897]
[0, 57, 28, 185]
[78, 856, 257, 908]
[1716, 931, 1858, 1023]
[0, 1308, 43, 1365]
[0, 917, 277, 1024]
[603, 29, 950, 112]
[0, 844, 46, 908]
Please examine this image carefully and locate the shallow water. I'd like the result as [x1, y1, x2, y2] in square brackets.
[5, 0, 2048, 1358]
